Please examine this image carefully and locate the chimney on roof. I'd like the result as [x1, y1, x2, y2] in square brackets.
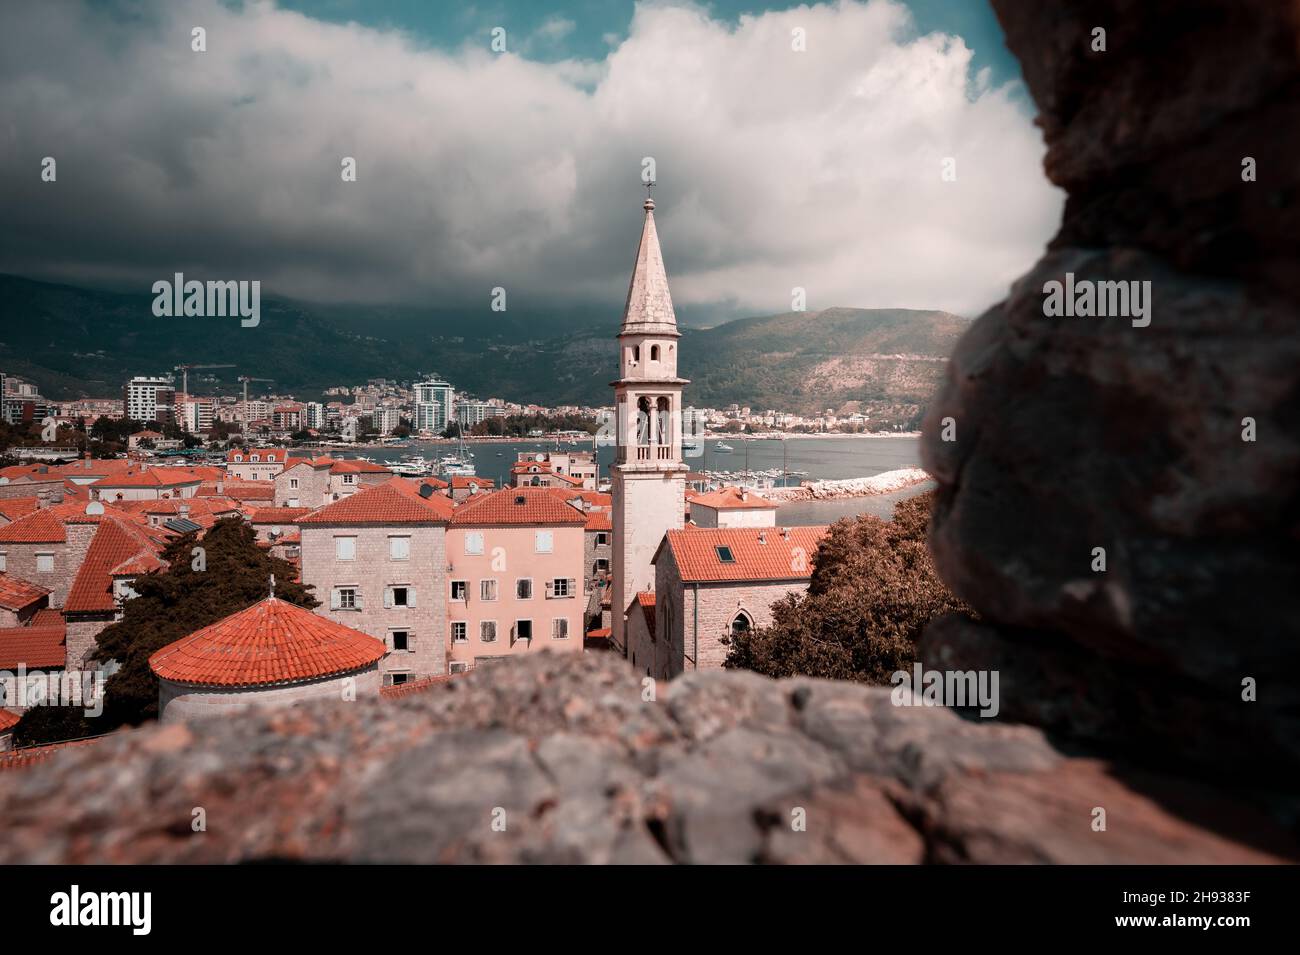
[758, 530, 767, 545]
[740, 490, 748, 501]
[179, 503, 190, 518]
[781, 527, 791, 540]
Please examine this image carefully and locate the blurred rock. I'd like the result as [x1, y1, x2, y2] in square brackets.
[921, 0, 1300, 781]
[0, 652, 1290, 863]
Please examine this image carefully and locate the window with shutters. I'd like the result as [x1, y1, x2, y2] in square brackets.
[450, 580, 467, 601]
[342, 473, 356, 485]
[514, 619, 532, 643]
[391, 630, 410, 652]
[534, 530, 553, 553]
[516, 578, 532, 599]
[386, 586, 413, 608]
[0, 553, 7, 573]
[451, 622, 468, 643]
[595, 532, 609, 546]
[333, 587, 359, 610]
[547, 578, 574, 598]
[480, 579, 498, 601]
[36, 553, 54, 573]
[389, 535, 410, 560]
[465, 531, 485, 555]
[335, 536, 356, 561]
[480, 620, 497, 643]
[552, 618, 569, 640]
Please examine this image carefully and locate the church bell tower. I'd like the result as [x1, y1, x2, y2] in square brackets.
[610, 189, 688, 656]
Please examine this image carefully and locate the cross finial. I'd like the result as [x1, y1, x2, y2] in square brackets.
[642, 178, 656, 211]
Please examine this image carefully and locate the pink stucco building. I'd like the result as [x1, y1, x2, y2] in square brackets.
[445, 488, 587, 671]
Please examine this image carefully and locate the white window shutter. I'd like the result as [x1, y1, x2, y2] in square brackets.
[355, 592, 364, 610]
[408, 588, 417, 608]
[383, 588, 393, 609]
[330, 589, 341, 610]
[566, 578, 576, 595]
[545, 580, 554, 597]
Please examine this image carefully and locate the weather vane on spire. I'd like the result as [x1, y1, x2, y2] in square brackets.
[644, 178, 656, 200]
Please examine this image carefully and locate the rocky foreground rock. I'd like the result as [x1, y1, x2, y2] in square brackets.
[921, 0, 1300, 782]
[0, 652, 1291, 863]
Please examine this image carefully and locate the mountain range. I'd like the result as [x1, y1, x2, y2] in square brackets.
[0, 274, 968, 421]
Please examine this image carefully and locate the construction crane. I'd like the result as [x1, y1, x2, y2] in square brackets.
[239, 374, 274, 405]
[173, 363, 235, 402]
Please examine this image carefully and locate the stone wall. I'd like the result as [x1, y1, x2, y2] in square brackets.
[0, 651, 1290, 863]
[919, 0, 1300, 784]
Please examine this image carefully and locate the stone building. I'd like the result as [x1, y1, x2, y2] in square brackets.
[610, 192, 688, 656]
[274, 457, 392, 507]
[149, 595, 386, 723]
[445, 487, 587, 672]
[687, 487, 777, 528]
[298, 479, 452, 685]
[0, 572, 49, 627]
[643, 525, 829, 679]
[225, 447, 291, 482]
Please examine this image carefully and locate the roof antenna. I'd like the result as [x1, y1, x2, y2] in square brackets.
[269, 573, 276, 598]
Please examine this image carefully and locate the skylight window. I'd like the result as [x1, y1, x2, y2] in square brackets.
[715, 545, 736, 563]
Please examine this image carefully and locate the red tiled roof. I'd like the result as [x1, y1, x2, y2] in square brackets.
[568, 491, 612, 508]
[0, 573, 50, 612]
[250, 507, 313, 523]
[688, 486, 776, 510]
[450, 476, 495, 490]
[631, 591, 656, 636]
[92, 469, 202, 489]
[0, 709, 19, 732]
[0, 624, 66, 669]
[329, 459, 391, 474]
[226, 448, 289, 463]
[0, 509, 67, 543]
[585, 627, 611, 638]
[30, 608, 63, 627]
[657, 525, 830, 583]
[450, 487, 587, 526]
[64, 518, 167, 614]
[202, 481, 275, 501]
[299, 479, 454, 525]
[379, 673, 457, 700]
[149, 597, 387, 687]
[585, 511, 612, 531]
[0, 498, 40, 523]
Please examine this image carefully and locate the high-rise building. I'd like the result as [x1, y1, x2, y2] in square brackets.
[124, 375, 176, 425]
[373, 407, 402, 434]
[610, 193, 688, 655]
[457, 400, 505, 428]
[305, 401, 325, 430]
[414, 378, 453, 433]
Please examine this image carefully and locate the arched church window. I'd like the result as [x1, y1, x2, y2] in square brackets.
[650, 344, 660, 361]
[731, 611, 753, 636]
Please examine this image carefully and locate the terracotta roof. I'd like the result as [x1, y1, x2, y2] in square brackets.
[657, 525, 829, 583]
[585, 627, 611, 638]
[0, 509, 68, 543]
[0, 498, 40, 523]
[250, 507, 313, 523]
[450, 487, 587, 526]
[64, 518, 167, 614]
[201, 481, 275, 501]
[631, 591, 656, 636]
[585, 511, 612, 531]
[30, 608, 63, 627]
[568, 491, 612, 508]
[92, 469, 202, 489]
[688, 486, 776, 510]
[450, 476, 495, 490]
[0, 709, 19, 732]
[379, 673, 457, 700]
[0, 624, 66, 669]
[0, 573, 50, 612]
[329, 459, 391, 474]
[149, 597, 387, 687]
[226, 448, 289, 463]
[298, 479, 453, 525]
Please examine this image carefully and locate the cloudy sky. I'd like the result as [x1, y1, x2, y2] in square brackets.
[0, 0, 1063, 324]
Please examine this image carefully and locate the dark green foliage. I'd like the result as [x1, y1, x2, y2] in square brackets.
[723, 492, 970, 682]
[14, 517, 317, 746]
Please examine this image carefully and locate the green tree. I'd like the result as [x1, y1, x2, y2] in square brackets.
[12, 517, 317, 746]
[723, 492, 970, 682]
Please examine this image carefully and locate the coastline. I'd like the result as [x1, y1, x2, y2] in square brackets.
[764, 467, 931, 502]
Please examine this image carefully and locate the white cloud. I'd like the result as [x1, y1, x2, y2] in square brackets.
[0, 0, 1062, 321]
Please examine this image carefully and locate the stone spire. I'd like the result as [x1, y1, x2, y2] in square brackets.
[620, 195, 679, 336]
